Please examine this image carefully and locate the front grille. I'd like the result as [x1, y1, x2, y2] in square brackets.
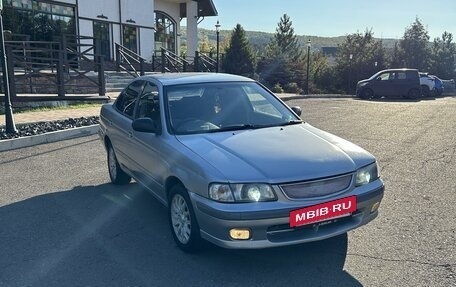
[280, 174, 352, 199]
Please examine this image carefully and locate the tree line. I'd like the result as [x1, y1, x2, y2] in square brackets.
[219, 15, 456, 94]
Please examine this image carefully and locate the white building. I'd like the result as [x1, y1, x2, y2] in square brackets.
[3, 0, 217, 62]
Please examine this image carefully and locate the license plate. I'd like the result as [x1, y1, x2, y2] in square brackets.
[290, 196, 357, 228]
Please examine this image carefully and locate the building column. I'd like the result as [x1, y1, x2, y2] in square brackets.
[186, 0, 198, 61]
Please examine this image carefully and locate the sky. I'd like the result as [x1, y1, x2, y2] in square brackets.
[199, 0, 456, 40]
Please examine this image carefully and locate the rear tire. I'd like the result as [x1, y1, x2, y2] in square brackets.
[421, 85, 430, 97]
[406, 88, 420, 100]
[107, 144, 131, 185]
[168, 185, 203, 252]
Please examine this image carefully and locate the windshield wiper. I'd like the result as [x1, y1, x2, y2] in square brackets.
[215, 124, 260, 132]
[210, 121, 303, 133]
[277, 120, 303, 126]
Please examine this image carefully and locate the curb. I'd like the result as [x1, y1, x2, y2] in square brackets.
[0, 124, 99, 152]
[280, 95, 355, 101]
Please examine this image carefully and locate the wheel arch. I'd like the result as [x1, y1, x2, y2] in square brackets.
[103, 135, 112, 150]
[165, 176, 185, 201]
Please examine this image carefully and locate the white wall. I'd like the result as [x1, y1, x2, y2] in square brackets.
[121, 0, 154, 27]
[78, 0, 120, 22]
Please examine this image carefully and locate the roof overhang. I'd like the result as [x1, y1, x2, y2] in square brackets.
[180, 0, 218, 18]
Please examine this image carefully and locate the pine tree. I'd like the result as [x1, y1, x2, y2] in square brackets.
[221, 24, 255, 77]
[258, 14, 305, 91]
[272, 14, 302, 60]
[399, 17, 431, 70]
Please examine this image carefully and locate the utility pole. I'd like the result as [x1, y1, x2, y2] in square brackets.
[0, 2, 17, 133]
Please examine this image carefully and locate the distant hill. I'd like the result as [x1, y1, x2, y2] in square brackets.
[180, 27, 399, 53]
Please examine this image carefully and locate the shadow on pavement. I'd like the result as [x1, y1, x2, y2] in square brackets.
[0, 183, 362, 287]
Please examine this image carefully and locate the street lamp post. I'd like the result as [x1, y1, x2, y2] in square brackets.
[215, 20, 220, 73]
[348, 53, 353, 94]
[0, 2, 17, 133]
[305, 39, 311, 95]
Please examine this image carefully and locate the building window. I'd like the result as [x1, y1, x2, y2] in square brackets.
[94, 21, 111, 60]
[2, 0, 76, 41]
[154, 11, 176, 54]
[123, 25, 137, 53]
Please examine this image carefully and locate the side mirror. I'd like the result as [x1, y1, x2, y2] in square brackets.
[132, 118, 161, 134]
[291, 106, 302, 116]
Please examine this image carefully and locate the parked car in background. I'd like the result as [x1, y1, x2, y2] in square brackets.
[99, 73, 384, 252]
[356, 69, 421, 99]
[441, 79, 456, 95]
[419, 72, 436, 97]
[429, 75, 444, 96]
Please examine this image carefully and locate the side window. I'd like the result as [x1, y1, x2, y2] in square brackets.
[397, 72, 407, 80]
[136, 81, 160, 121]
[115, 80, 144, 117]
[377, 72, 392, 81]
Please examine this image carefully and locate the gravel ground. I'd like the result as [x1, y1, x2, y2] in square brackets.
[0, 116, 99, 140]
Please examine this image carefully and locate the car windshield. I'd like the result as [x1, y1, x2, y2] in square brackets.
[368, 71, 383, 80]
[165, 82, 301, 135]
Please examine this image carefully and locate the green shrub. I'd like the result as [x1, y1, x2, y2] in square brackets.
[284, 82, 302, 94]
[271, 83, 284, 93]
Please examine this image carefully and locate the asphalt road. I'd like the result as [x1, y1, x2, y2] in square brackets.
[1, 97, 455, 287]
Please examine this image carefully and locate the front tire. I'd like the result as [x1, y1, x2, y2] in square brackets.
[360, 88, 374, 99]
[168, 185, 202, 252]
[107, 144, 131, 185]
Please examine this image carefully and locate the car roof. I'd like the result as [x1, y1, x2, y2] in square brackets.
[378, 68, 419, 73]
[137, 73, 255, 86]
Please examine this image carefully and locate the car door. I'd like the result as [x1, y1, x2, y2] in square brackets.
[372, 71, 394, 96]
[109, 80, 145, 172]
[392, 71, 409, 96]
[128, 80, 168, 202]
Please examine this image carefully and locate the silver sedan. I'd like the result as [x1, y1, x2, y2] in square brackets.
[99, 73, 384, 252]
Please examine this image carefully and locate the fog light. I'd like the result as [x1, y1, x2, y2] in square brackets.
[371, 202, 380, 213]
[229, 228, 251, 240]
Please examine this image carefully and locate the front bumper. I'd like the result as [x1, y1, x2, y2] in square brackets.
[191, 179, 384, 249]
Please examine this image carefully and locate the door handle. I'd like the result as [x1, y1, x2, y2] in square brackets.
[109, 120, 113, 126]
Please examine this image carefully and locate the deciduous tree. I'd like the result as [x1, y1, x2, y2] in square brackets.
[430, 31, 455, 79]
[335, 29, 387, 93]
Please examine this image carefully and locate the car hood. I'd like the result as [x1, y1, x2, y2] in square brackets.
[357, 79, 370, 85]
[176, 123, 374, 183]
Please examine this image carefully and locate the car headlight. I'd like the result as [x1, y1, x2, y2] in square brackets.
[209, 183, 277, 202]
[355, 162, 379, 186]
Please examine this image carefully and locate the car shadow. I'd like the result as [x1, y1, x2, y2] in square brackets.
[0, 183, 362, 287]
[354, 95, 450, 103]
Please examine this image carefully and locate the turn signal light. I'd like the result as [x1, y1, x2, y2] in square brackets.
[371, 202, 381, 213]
[229, 228, 251, 240]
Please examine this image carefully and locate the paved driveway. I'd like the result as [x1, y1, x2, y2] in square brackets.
[0, 97, 455, 286]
